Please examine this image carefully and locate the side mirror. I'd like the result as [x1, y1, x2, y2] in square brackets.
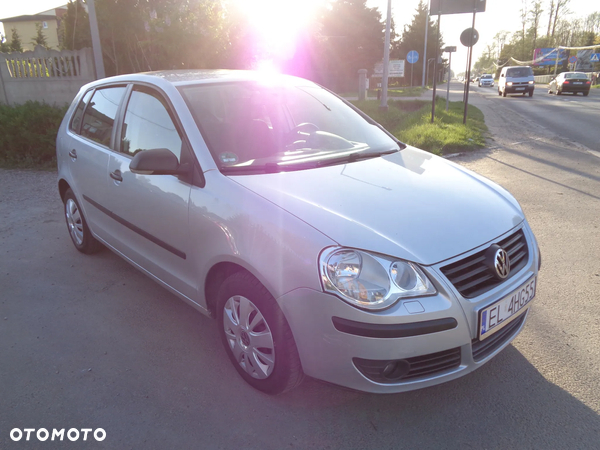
[129, 148, 189, 176]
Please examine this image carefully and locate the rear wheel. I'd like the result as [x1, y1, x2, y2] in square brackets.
[217, 271, 304, 394]
[63, 189, 102, 254]
[583, 91, 589, 97]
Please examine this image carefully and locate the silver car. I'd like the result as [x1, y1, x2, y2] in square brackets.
[57, 70, 541, 394]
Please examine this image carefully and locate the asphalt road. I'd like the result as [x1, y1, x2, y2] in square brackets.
[1, 85, 599, 449]
[467, 82, 600, 151]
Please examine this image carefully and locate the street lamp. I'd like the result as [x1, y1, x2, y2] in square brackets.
[426, 58, 435, 86]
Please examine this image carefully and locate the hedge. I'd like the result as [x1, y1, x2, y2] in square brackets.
[0, 101, 68, 168]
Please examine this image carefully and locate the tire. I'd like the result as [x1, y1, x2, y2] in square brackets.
[63, 189, 102, 254]
[217, 271, 304, 394]
[583, 91, 589, 97]
[502, 88, 507, 97]
[529, 91, 533, 97]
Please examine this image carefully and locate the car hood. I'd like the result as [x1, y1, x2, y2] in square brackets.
[231, 147, 524, 265]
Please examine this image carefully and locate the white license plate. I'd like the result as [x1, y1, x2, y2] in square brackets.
[573, 82, 582, 85]
[478, 277, 536, 340]
[515, 87, 525, 90]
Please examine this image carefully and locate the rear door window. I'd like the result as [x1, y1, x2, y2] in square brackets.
[80, 86, 126, 147]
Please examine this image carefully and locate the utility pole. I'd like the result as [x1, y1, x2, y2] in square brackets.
[380, 0, 392, 111]
[87, 0, 105, 79]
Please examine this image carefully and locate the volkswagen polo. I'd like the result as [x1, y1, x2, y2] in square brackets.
[56, 70, 541, 394]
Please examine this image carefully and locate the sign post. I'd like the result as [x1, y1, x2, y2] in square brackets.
[407, 50, 419, 87]
[444, 46, 456, 111]
[429, 0, 485, 123]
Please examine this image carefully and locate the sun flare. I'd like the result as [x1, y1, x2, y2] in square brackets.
[231, 0, 324, 64]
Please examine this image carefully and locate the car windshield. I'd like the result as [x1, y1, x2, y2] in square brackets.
[179, 81, 401, 173]
[565, 73, 587, 79]
[506, 67, 533, 77]
[482, 74, 493, 79]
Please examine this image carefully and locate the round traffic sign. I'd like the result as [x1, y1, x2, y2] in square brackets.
[407, 50, 419, 64]
[460, 28, 479, 47]
[568, 56, 577, 63]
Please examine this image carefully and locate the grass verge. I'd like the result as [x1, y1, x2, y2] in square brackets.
[352, 96, 487, 155]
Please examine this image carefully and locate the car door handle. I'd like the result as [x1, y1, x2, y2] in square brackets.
[69, 149, 77, 159]
[110, 170, 123, 182]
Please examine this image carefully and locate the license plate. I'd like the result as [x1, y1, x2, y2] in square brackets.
[573, 82, 582, 85]
[516, 87, 525, 90]
[478, 277, 536, 340]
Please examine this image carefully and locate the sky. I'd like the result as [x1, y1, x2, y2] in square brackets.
[1, 0, 598, 74]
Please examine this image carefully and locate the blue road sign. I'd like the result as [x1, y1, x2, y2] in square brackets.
[568, 56, 577, 63]
[591, 53, 600, 62]
[407, 50, 419, 64]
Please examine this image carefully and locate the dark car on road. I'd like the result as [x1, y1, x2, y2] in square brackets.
[548, 72, 592, 96]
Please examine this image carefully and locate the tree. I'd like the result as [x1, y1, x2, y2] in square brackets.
[550, 0, 571, 42]
[32, 23, 50, 49]
[9, 28, 23, 52]
[393, 1, 444, 86]
[317, 0, 386, 91]
[60, 0, 91, 50]
[528, 2, 544, 50]
[0, 33, 10, 52]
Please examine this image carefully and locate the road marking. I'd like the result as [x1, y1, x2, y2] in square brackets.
[587, 150, 600, 159]
[510, 137, 544, 145]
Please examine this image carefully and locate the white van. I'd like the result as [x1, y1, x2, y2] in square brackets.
[498, 66, 535, 97]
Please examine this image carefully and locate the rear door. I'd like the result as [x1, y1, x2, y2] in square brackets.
[65, 85, 127, 239]
[104, 84, 196, 298]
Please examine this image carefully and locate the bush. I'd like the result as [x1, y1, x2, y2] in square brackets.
[0, 101, 68, 168]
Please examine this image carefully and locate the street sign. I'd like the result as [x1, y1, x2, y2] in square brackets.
[373, 60, 405, 78]
[568, 56, 577, 63]
[407, 50, 419, 64]
[444, 46, 457, 53]
[591, 53, 600, 62]
[430, 0, 486, 15]
[460, 28, 479, 47]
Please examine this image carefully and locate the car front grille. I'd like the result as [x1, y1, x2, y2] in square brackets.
[440, 229, 529, 298]
[472, 312, 527, 361]
[353, 347, 461, 384]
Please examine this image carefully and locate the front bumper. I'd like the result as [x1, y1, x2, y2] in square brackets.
[505, 85, 534, 94]
[277, 223, 539, 393]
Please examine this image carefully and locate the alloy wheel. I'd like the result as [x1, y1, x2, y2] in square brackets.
[65, 198, 84, 246]
[222, 295, 275, 379]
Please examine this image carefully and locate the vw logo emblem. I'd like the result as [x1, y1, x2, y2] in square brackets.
[494, 248, 510, 279]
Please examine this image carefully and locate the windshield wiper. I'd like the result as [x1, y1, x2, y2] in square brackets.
[220, 149, 400, 175]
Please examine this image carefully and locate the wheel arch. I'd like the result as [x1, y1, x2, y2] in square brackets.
[204, 261, 248, 318]
[58, 178, 71, 202]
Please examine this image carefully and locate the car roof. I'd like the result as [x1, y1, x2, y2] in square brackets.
[84, 70, 314, 89]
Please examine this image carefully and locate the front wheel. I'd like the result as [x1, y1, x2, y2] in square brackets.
[502, 88, 507, 97]
[217, 271, 304, 394]
[529, 90, 533, 97]
[63, 189, 102, 254]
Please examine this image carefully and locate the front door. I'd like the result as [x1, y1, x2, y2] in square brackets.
[104, 86, 195, 299]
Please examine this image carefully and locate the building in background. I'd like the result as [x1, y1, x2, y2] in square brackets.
[0, 5, 69, 51]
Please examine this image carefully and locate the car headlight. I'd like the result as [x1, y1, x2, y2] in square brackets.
[528, 80, 534, 84]
[507, 82, 513, 86]
[319, 248, 436, 310]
